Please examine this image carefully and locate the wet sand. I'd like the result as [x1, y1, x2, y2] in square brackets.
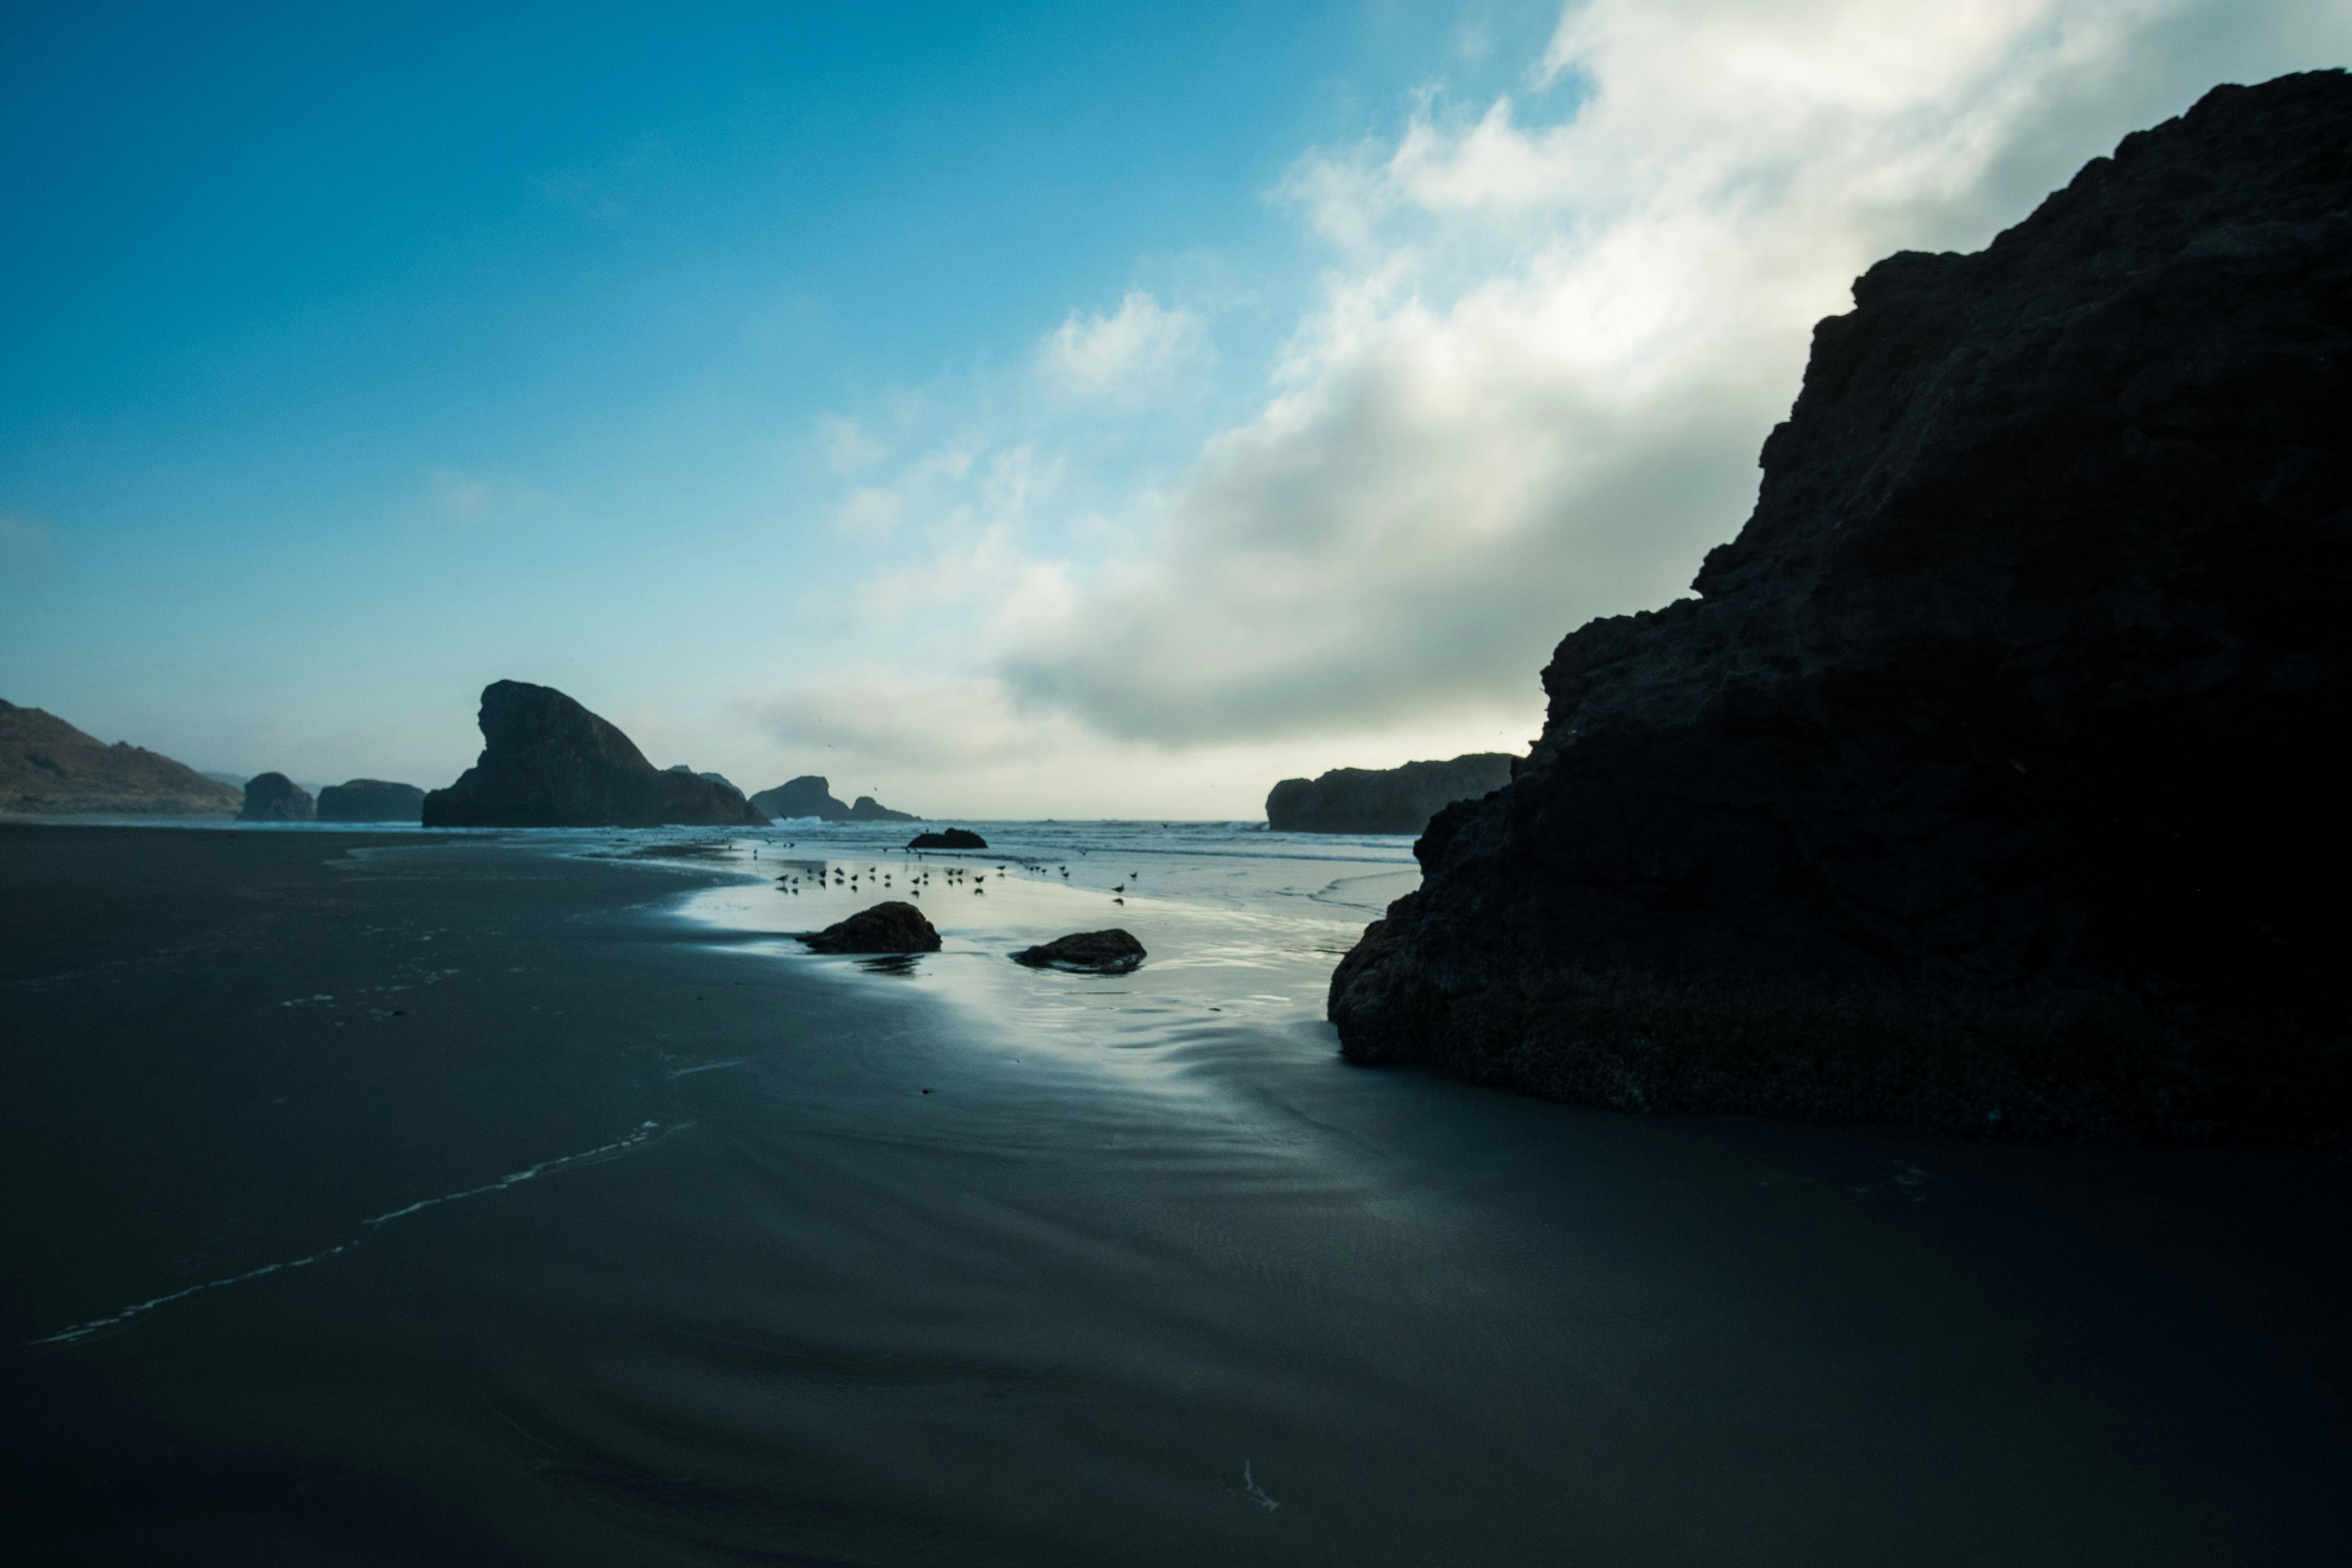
[4, 822, 2348, 1564]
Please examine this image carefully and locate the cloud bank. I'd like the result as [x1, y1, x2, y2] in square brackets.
[1036, 290, 1211, 408]
[754, 0, 2349, 816]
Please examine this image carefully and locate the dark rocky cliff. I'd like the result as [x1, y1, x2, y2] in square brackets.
[1329, 73, 2352, 1143]
[317, 779, 426, 822]
[239, 773, 316, 822]
[423, 682, 765, 828]
[1267, 753, 1515, 834]
[749, 775, 916, 822]
[0, 701, 242, 815]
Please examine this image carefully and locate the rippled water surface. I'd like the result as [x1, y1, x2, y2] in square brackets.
[5, 820, 2346, 1564]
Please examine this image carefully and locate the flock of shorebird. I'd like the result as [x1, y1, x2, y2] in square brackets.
[768, 855, 1140, 905]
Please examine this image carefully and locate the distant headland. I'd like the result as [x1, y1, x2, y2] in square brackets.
[0, 699, 241, 816]
[1267, 754, 1514, 835]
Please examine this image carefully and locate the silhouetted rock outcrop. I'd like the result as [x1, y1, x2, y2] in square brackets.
[422, 681, 765, 828]
[750, 775, 917, 822]
[316, 779, 426, 822]
[1330, 73, 2352, 1143]
[908, 828, 987, 850]
[1267, 754, 1515, 834]
[750, 775, 847, 820]
[0, 701, 243, 816]
[1012, 929, 1145, 973]
[799, 901, 941, 954]
[240, 773, 316, 822]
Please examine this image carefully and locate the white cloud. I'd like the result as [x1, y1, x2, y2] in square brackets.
[833, 486, 902, 539]
[993, 0, 2352, 749]
[738, 663, 1533, 819]
[818, 414, 886, 475]
[1037, 290, 1211, 407]
[745, 0, 2349, 814]
[421, 467, 561, 527]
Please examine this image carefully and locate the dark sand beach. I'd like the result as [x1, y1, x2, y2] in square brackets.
[5, 822, 2348, 1564]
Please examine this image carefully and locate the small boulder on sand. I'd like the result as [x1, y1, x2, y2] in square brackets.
[800, 901, 942, 955]
[1011, 929, 1146, 974]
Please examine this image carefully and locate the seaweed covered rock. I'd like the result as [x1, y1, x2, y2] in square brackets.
[799, 901, 942, 955]
[1011, 929, 1145, 973]
[1329, 73, 2352, 1143]
[422, 682, 765, 828]
[239, 773, 316, 822]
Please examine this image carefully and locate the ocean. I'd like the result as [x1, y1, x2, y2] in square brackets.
[4, 819, 2345, 1564]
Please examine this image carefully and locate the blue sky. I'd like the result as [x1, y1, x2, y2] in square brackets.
[5, 2, 2345, 815]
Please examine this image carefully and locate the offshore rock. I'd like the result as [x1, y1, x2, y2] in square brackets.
[239, 773, 316, 822]
[316, 779, 426, 822]
[849, 794, 918, 822]
[799, 900, 941, 955]
[1011, 929, 1146, 973]
[0, 700, 242, 815]
[750, 775, 849, 820]
[908, 828, 987, 850]
[422, 681, 766, 828]
[1329, 73, 2352, 1143]
[1267, 754, 1515, 835]
[748, 775, 915, 822]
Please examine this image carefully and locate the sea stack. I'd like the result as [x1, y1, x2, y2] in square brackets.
[316, 779, 427, 822]
[1266, 754, 1514, 835]
[239, 773, 316, 822]
[749, 775, 917, 822]
[421, 681, 766, 828]
[1328, 73, 2352, 1143]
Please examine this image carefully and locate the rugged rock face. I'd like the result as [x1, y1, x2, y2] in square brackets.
[750, 775, 847, 820]
[750, 775, 917, 822]
[240, 773, 316, 822]
[422, 681, 766, 828]
[800, 901, 942, 954]
[748, 771, 913, 822]
[1012, 929, 1146, 973]
[316, 779, 426, 822]
[0, 701, 243, 815]
[1267, 754, 1516, 834]
[1329, 73, 2352, 1143]
[909, 828, 987, 850]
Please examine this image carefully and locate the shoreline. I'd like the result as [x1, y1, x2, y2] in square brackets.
[5, 822, 2348, 1563]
